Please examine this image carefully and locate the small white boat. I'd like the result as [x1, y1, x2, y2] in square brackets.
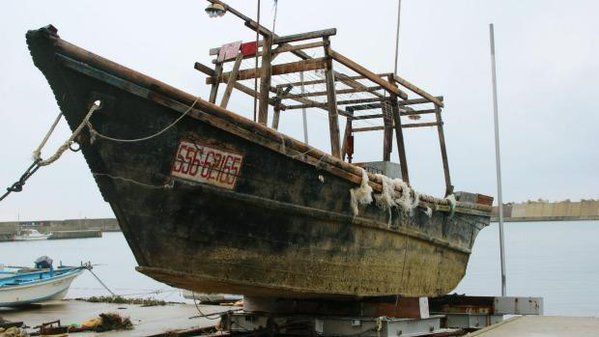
[13, 229, 52, 241]
[0, 257, 85, 307]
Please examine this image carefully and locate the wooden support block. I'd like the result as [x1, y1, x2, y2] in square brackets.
[220, 54, 243, 109]
[328, 49, 408, 99]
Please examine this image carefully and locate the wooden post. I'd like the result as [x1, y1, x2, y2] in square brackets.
[388, 76, 409, 182]
[323, 37, 341, 159]
[258, 35, 273, 125]
[434, 105, 453, 196]
[209, 62, 223, 103]
[220, 54, 243, 109]
[382, 102, 393, 161]
[341, 107, 354, 162]
[272, 88, 282, 130]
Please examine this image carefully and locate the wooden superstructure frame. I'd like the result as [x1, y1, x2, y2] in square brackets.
[196, 0, 453, 196]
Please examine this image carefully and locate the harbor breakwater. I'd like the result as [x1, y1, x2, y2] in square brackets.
[492, 199, 599, 222]
[0, 218, 119, 241]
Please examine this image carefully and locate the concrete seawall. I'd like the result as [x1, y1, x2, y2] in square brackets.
[0, 218, 119, 242]
[492, 200, 599, 222]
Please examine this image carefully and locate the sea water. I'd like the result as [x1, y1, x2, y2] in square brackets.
[0, 221, 597, 316]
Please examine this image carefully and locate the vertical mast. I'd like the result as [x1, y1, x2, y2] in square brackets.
[489, 23, 507, 297]
[393, 0, 402, 74]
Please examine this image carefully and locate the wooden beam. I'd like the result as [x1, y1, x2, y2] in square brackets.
[336, 73, 385, 99]
[383, 103, 393, 161]
[283, 86, 382, 99]
[398, 96, 444, 106]
[392, 74, 444, 107]
[258, 36, 273, 125]
[324, 37, 341, 159]
[337, 97, 384, 105]
[220, 54, 243, 109]
[272, 41, 324, 59]
[206, 58, 327, 84]
[352, 114, 383, 120]
[195, 62, 285, 110]
[402, 122, 439, 128]
[386, 75, 410, 183]
[284, 102, 327, 110]
[353, 126, 384, 132]
[275, 73, 395, 89]
[272, 28, 337, 45]
[341, 107, 354, 162]
[434, 105, 453, 196]
[328, 50, 408, 99]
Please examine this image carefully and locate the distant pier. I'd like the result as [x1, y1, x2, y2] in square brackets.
[492, 199, 599, 222]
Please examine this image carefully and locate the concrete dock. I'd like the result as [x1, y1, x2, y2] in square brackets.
[0, 300, 229, 336]
[469, 315, 599, 337]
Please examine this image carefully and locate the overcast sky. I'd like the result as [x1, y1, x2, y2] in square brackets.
[0, 0, 597, 221]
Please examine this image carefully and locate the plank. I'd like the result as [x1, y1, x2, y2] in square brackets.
[206, 58, 327, 84]
[392, 74, 444, 107]
[328, 50, 408, 99]
[220, 54, 243, 109]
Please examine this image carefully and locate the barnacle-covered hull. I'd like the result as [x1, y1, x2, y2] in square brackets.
[26, 26, 492, 298]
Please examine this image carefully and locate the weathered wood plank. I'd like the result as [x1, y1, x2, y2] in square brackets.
[434, 105, 453, 196]
[392, 74, 444, 107]
[220, 54, 243, 109]
[402, 122, 439, 128]
[284, 86, 382, 99]
[272, 28, 337, 45]
[206, 58, 327, 84]
[328, 50, 408, 100]
[324, 37, 341, 159]
[258, 36, 273, 125]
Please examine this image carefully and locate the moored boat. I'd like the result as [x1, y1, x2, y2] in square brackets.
[0, 259, 84, 307]
[13, 229, 51, 241]
[25, 3, 492, 299]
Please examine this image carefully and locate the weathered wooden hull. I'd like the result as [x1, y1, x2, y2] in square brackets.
[26, 26, 491, 299]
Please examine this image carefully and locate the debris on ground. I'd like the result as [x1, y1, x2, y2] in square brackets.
[35, 313, 132, 335]
[0, 326, 29, 337]
[78, 295, 167, 306]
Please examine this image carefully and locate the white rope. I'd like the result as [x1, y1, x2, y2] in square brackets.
[32, 111, 63, 161]
[34, 101, 101, 167]
[87, 95, 202, 143]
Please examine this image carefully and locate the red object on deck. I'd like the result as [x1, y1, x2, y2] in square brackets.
[240, 42, 258, 57]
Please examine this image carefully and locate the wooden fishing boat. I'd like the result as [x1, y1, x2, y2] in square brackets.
[26, 3, 492, 299]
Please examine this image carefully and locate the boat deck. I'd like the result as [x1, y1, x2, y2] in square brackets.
[469, 315, 599, 337]
[0, 299, 227, 336]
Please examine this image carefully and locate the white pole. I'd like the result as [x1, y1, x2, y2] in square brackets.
[300, 71, 309, 144]
[393, 0, 402, 74]
[489, 23, 507, 297]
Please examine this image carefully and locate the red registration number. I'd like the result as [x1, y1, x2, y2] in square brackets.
[171, 140, 243, 189]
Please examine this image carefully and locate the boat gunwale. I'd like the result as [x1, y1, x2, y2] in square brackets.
[0, 268, 84, 291]
[27, 26, 491, 216]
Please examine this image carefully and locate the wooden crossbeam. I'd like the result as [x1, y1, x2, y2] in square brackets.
[195, 62, 286, 110]
[220, 54, 243, 108]
[206, 58, 327, 84]
[284, 86, 382, 99]
[392, 74, 444, 107]
[352, 114, 383, 120]
[403, 122, 439, 128]
[328, 50, 408, 99]
[398, 96, 443, 106]
[272, 28, 337, 45]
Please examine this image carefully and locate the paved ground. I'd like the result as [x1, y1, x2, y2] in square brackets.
[0, 299, 232, 336]
[469, 315, 599, 337]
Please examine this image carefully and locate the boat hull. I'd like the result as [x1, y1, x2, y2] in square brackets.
[26, 26, 491, 299]
[0, 269, 83, 307]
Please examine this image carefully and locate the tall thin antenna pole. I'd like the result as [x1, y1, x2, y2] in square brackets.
[489, 23, 507, 297]
[253, 0, 261, 122]
[393, 0, 402, 74]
